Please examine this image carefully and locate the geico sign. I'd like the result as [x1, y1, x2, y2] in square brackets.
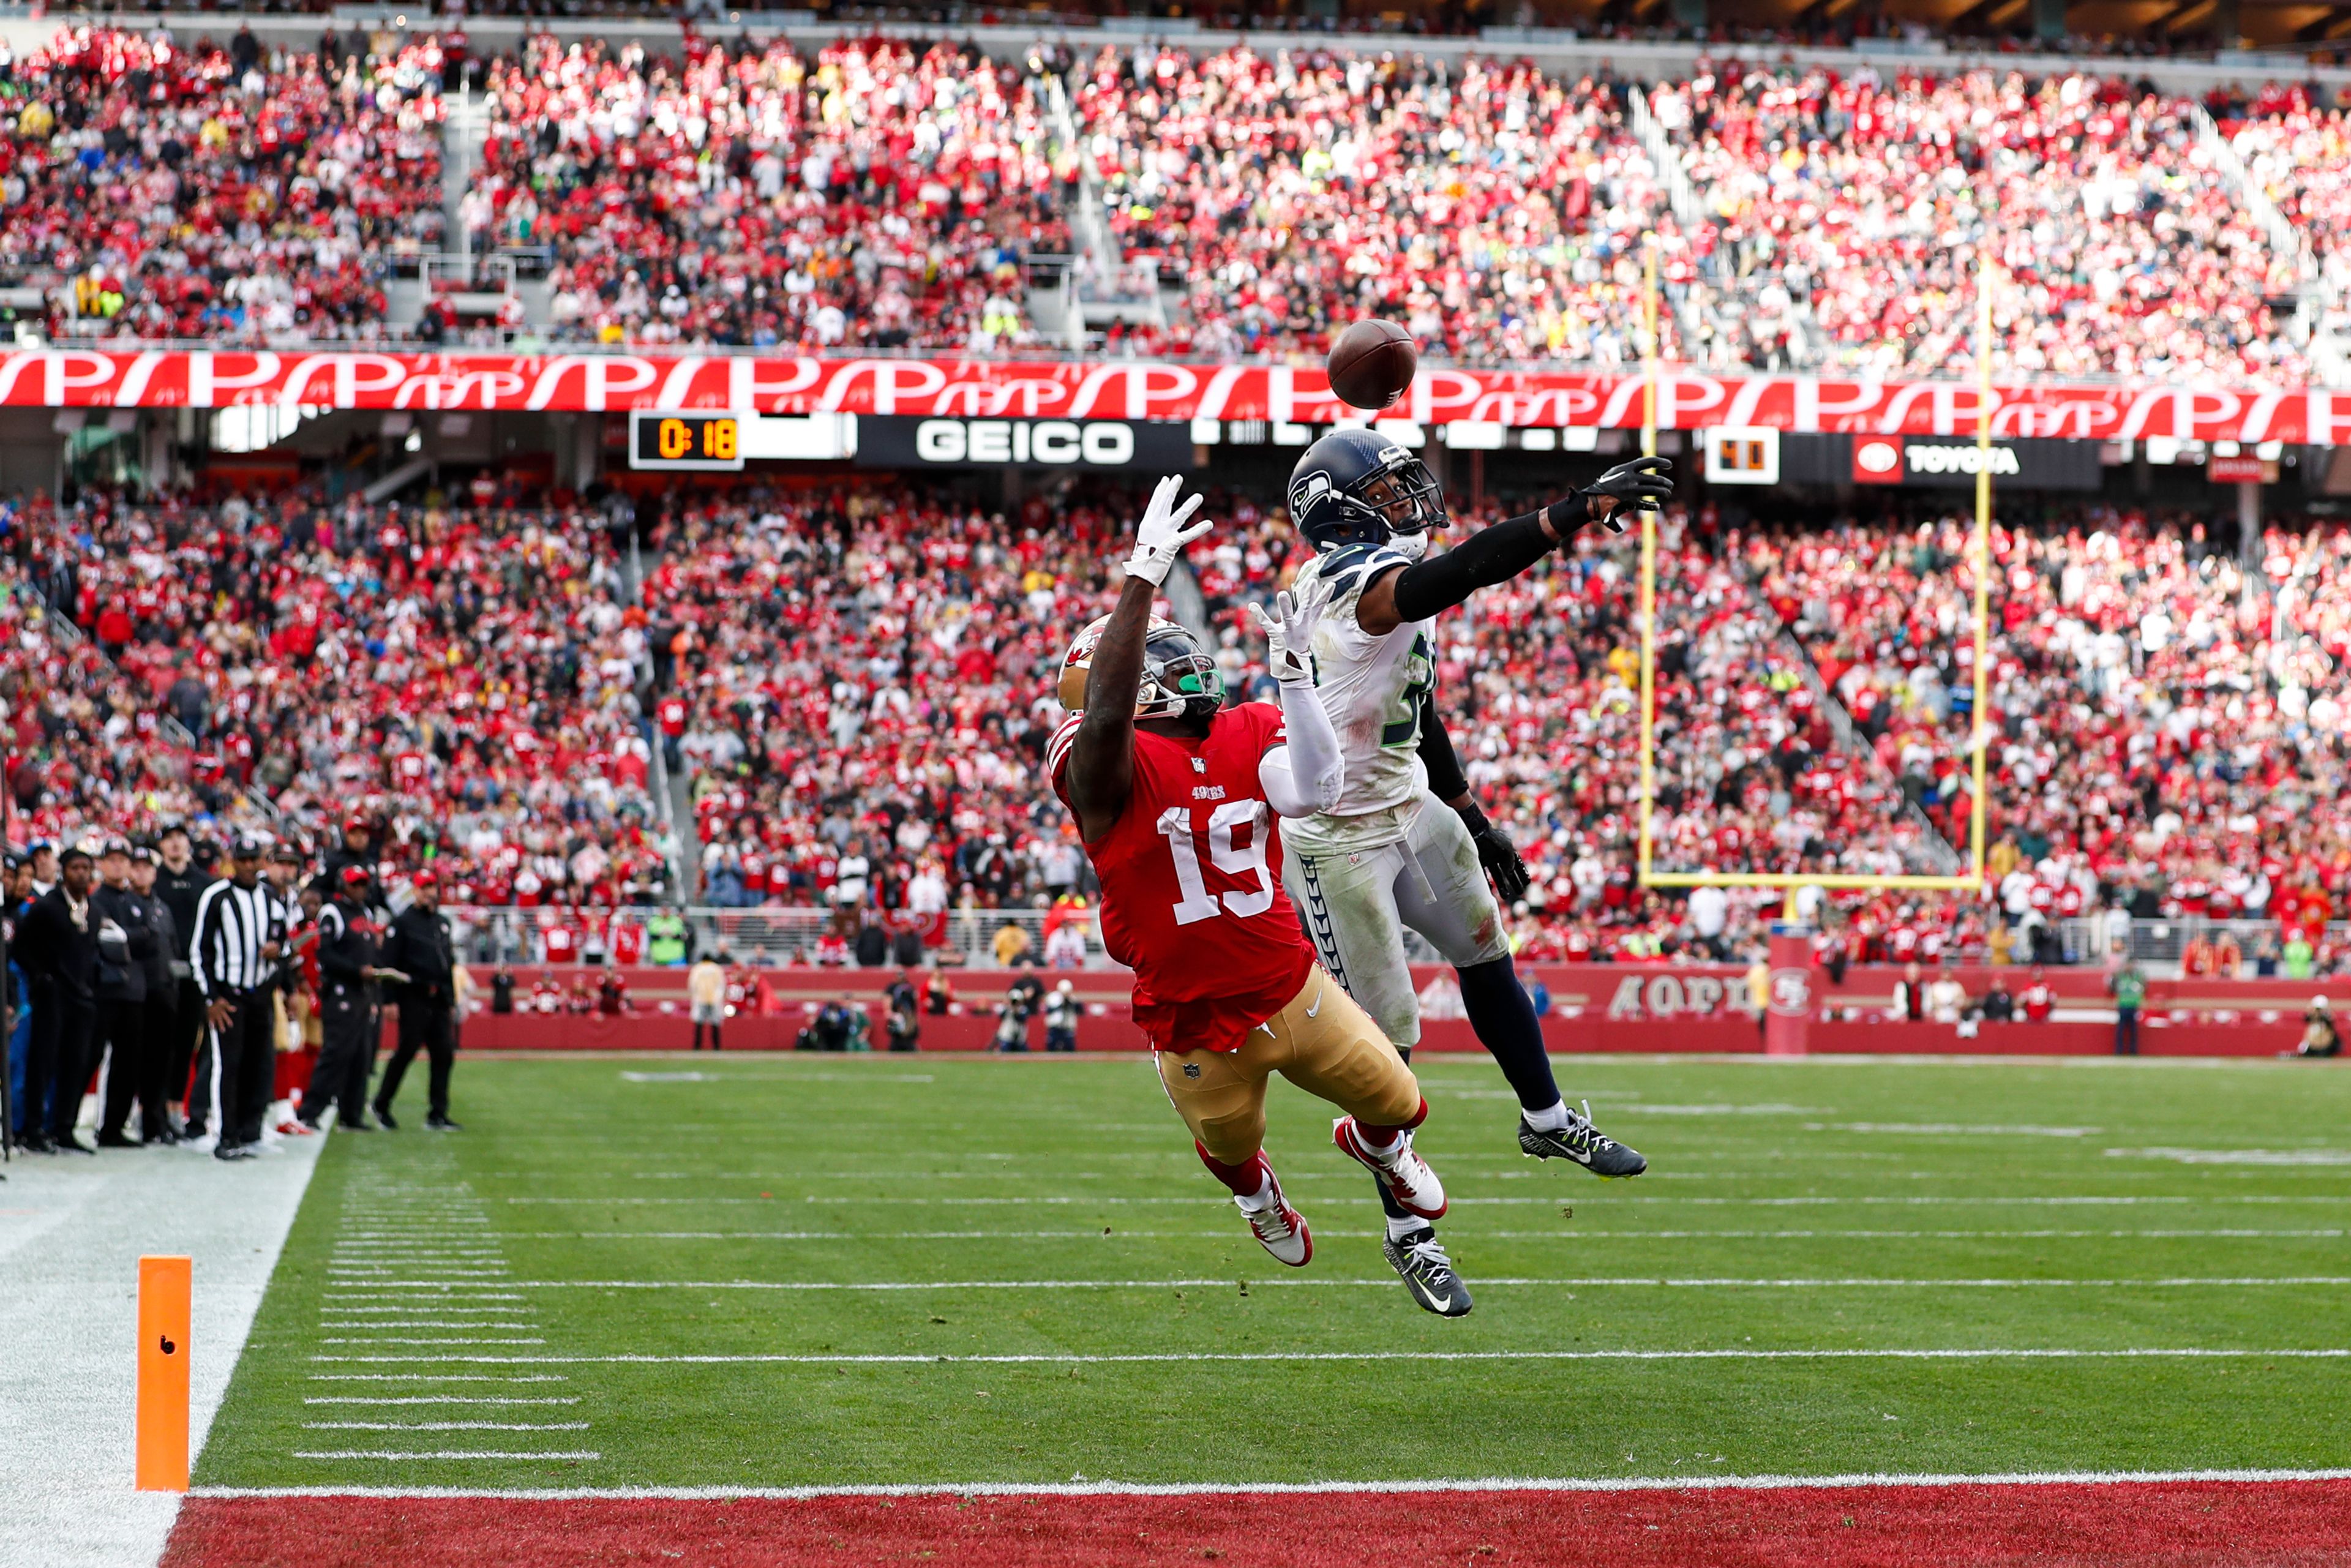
[913, 419, 1136, 465]
[1606, 974, 1731, 1019]
[1907, 442, 2022, 476]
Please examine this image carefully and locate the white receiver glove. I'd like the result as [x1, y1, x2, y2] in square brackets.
[1253, 590, 1316, 687]
[1253, 591, 1344, 817]
[1120, 474, 1212, 587]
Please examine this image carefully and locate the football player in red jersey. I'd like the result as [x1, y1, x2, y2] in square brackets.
[1050, 478, 1469, 1316]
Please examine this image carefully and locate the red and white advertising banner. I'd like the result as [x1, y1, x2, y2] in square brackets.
[2, 350, 2344, 442]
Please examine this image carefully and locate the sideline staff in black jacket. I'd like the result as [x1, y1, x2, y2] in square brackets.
[378, 869, 460, 1130]
[152, 825, 214, 1130]
[302, 866, 392, 1131]
[92, 838, 167, 1145]
[17, 846, 101, 1153]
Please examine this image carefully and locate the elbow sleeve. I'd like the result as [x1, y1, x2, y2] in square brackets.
[1415, 691, 1469, 802]
[1390, 511, 1554, 623]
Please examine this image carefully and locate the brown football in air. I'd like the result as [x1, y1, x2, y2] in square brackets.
[1327, 319, 1417, 411]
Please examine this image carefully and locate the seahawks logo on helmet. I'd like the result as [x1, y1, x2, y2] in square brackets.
[1288, 427, 1445, 553]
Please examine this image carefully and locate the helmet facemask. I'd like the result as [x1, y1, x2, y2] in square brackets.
[1139, 626, 1224, 721]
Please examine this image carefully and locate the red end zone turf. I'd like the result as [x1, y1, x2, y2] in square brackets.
[165, 1478, 2351, 1567]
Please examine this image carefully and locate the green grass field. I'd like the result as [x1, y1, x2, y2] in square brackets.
[197, 1052, 2351, 1491]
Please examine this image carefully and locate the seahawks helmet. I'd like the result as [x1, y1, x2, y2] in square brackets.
[1058, 615, 1224, 721]
[1287, 427, 1445, 554]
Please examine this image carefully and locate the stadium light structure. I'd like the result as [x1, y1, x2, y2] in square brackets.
[1634, 245, 1995, 911]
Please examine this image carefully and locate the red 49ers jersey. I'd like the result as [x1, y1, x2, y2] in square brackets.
[1049, 701, 1313, 1053]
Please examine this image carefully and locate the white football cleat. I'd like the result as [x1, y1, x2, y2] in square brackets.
[1240, 1173, 1313, 1267]
[1333, 1116, 1447, 1220]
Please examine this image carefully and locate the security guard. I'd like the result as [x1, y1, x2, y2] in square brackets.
[301, 866, 390, 1131]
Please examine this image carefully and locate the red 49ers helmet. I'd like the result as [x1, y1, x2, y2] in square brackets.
[1057, 615, 1224, 721]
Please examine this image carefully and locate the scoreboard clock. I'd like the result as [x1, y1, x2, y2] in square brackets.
[630, 411, 744, 471]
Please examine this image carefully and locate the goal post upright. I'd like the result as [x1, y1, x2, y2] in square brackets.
[1637, 238, 1660, 888]
[1626, 249, 1995, 905]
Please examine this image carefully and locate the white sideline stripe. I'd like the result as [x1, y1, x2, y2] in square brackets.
[492, 1228, 2351, 1243]
[291, 1450, 602, 1461]
[189, 1466, 2351, 1501]
[307, 1277, 2351, 1292]
[778, 1194, 2351, 1208]
[302, 1422, 592, 1432]
[299, 1348, 2351, 1367]
[306, 1398, 583, 1406]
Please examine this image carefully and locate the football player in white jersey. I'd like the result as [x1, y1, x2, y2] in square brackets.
[1273, 427, 1671, 1253]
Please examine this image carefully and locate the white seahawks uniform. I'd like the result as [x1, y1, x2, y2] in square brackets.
[1278, 542, 1510, 1048]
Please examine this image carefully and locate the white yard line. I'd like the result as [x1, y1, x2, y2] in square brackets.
[303, 1347, 2351, 1367]
[290, 1449, 602, 1461]
[767, 1193, 2351, 1207]
[305, 1373, 573, 1384]
[0, 1133, 326, 1568]
[188, 1466, 2351, 1501]
[303, 1397, 583, 1405]
[483, 1227, 2351, 1242]
[294, 1275, 2351, 1292]
[301, 1421, 591, 1432]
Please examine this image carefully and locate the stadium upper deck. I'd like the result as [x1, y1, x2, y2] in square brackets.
[1, 17, 2347, 384]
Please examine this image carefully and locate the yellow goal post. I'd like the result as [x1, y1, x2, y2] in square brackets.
[1630, 244, 1996, 912]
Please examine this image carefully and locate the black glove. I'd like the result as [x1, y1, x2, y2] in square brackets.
[1569, 455, 1674, 535]
[1455, 800, 1530, 904]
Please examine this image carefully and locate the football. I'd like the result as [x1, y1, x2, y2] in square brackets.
[1327, 318, 1418, 410]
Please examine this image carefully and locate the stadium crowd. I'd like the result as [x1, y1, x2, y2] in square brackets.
[1654, 62, 2304, 381]
[468, 33, 1073, 349]
[1, 23, 449, 343]
[0, 487, 678, 910]
[17, 466, 2351, 973]
[2, 24, 2335, 383]
[1074, 45, 1684, 364]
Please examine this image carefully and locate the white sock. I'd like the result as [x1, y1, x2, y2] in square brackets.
[1386, 1214, 1429, 1242]
[1522, 1098, 1571, 1133]
[1234, 1172, 1280, 1214]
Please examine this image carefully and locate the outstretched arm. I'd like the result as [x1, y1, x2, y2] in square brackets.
[1356, 457, 1674, 636]
[1066, 477, 1210, 841]
[1254, 591, 1344, 819]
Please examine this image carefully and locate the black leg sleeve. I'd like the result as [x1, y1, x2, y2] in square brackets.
[1457, 956, 1561, 1113]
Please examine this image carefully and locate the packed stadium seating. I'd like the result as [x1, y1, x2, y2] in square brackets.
[1654, 64, 2305, 381]
[1, 488, 674, 904]
[469, 33, 1073, 348]
[1074, 45, 1684, 364]
[1, 24, 450, 343]
[643, 483, 1125, 914]
[6, 24, 2328, 374]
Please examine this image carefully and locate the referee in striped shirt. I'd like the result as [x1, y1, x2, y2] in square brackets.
[189, 837, 287, 1161]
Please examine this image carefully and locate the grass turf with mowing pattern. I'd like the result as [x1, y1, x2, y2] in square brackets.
[196, 1053, 2351, 1492]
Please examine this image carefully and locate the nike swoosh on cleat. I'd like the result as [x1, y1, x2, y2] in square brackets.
[1419, 1289, 1454, 1311]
